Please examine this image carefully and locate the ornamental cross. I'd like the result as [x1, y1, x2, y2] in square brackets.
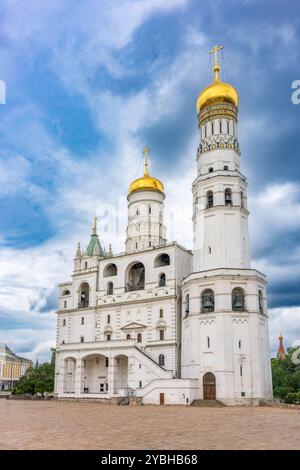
[209, 45, 224, 67]
[93, 216, 97, 234]
[143, 146, 150, 175]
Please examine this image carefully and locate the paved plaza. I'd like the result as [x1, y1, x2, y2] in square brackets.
[1, 400, 299, 450]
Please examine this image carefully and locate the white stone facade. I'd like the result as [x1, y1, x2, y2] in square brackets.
[54, 64, 273, 405]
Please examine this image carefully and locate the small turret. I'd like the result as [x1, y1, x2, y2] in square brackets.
[277, 334, 286, 360]
[75, 242, 82, 259]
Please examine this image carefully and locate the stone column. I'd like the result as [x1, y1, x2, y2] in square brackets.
[75, 359, 83, 398]
[127, 355, 136, 392]
[108, 356, 115, 398]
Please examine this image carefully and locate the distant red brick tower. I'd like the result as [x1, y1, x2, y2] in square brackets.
[277, 334, 286, 360]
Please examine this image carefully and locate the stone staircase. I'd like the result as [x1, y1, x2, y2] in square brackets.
[191, 399, 225, 407]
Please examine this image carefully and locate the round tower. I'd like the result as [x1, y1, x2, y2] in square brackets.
[193, 46, 250, 271]
[126, 147, 166, 253]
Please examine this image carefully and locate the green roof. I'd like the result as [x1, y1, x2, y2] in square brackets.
[86, 233, 103, 257]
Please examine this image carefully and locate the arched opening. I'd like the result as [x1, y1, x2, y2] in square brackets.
[126, 334, 131, 340]
[63, 358, 76, 394]
[224, 165, 228, 171]
[154, 253, 170, 268]
[62, 289, 70, 296]
[107, 281, 114, 295]
[159, 273, 166, 287]
[203, 372, 216, 400]
[201, 289, 215, 313]
[84, 261, 88, 270]
[225, 188, 232, 206]
[159, 354, 165, 367]
[104, 263, 117, 277]
[258, 289, 264, 314]
[78, 282, 89, 308]
[137, 333, 142, 343]
[125, 262, 145, 292]
[113, 355, 129, 395]
[208, 167, 213, 173]
[82, 354, 109, 394]
[232, 287, 245, 311]
[206, 190, 213, 208]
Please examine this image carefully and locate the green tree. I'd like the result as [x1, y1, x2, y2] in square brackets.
[12, 349, 56, 397]
[272, 347, 300, 403]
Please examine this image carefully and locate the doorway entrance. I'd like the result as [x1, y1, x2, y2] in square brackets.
[159, 393, 165, 405]
[203, 372, 216, 400]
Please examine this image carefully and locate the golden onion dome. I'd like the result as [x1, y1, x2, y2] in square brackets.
[196, 47, 238, 114]
[128, 148, 164, 195]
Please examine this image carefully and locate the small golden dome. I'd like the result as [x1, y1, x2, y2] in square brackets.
[196, 46, 238, 114]
[128, 147, 164, 195]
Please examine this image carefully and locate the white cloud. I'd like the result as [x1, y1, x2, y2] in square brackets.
[269, 306, 300, 356]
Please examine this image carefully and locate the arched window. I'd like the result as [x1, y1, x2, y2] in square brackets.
[84, 261, 88, 270]
[159, 273, 166, 287]
[206, 191, 213, 208]
[154, 253, 170, 268]
[79, 282, 89, 308]
[159, 354, 165, 367]
[232, 287, 245, 311]
[201, 289, 215, 313]
[225, 188, 232, 206]
[207, 336, 210, 348]
[126, 334, 131, 340]
[62, 290, 70, 296]
[241, 191, 244, 208]
[208, 167, 213, 173]
[238, 340, 242, 349]
[104, 263, 117, 277]
[125, 262, 145, 292]
[107, 281, 113, 295]
[224, 165, 228, 171]
[159, 329, 165, 341]
[185, 294, 190, 315]
[137, 333, 142, 343]
[258, 290, 264, 314]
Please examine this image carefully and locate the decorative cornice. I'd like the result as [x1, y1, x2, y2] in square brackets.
[199, 134, 240, 156]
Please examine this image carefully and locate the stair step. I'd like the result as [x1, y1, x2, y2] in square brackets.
[191, 399, 225, 407]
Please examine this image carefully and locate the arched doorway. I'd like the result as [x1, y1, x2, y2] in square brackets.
[82, 354, 109, 394]
[203, 372, 216, 400]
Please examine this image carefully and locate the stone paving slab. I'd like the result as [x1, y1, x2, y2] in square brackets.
[0, 400, 299, 450]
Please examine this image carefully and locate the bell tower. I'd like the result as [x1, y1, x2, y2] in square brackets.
[181, 47, 273, 404]
[193, 45, 250, 272]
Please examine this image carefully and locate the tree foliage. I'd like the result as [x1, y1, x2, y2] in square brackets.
[272, 348, 300, 403]
[12, 349, 55, 397]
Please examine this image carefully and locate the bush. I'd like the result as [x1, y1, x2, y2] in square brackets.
[273, 386, 294, 400]
[284, 393, 299, 404]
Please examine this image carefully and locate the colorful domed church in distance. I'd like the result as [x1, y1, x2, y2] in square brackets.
[54, 47, 273, 405]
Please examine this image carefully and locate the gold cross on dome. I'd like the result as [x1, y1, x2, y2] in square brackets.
[143, 146, 151, 175]
[209, 45, 224, 67]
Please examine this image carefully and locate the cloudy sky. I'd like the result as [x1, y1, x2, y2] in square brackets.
[0, 0, 299, 362]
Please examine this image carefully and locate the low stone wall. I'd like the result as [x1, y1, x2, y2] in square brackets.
[259, 399, 300, 410]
